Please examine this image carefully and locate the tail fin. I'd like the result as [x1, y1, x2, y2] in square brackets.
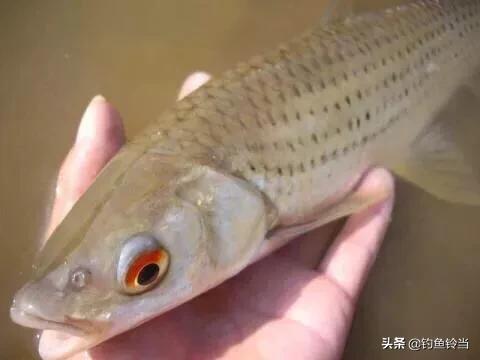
[391, 86, 480, 206]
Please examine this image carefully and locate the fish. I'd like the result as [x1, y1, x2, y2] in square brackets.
[10, 0, 480, 358]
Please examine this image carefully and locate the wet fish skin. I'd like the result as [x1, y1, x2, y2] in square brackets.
[142, 0, 480, 222]
[10, 1, 480, 359]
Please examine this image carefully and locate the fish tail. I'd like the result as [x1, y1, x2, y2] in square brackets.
[386, 83, 480, 206]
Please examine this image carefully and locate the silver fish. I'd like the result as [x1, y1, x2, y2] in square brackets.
[10, 0, 480, 358]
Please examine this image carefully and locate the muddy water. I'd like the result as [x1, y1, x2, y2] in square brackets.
[1, 1, 479, 359]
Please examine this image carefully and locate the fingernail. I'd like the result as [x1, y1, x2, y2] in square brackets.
[75, 95, 106, 144]
[91, 94, 106, 103]
[178, 71, 211, 100]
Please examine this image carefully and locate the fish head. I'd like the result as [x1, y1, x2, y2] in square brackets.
[10, 147, 270, 359]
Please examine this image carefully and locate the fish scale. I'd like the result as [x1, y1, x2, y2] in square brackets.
[140, 0, 480, 223]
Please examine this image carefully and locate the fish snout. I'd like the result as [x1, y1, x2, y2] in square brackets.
[10, 280, 95, 336]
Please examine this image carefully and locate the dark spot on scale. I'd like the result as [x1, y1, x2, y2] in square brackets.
[348, 119, 353, 131]
[292, 84, 301, 97]
[267, 112, 277, 126]
[288, 164, 294, 176]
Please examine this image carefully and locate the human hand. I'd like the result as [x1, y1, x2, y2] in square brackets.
[39, 73, 394, 360]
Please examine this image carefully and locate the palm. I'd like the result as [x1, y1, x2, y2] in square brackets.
[39, 74, 393, 360]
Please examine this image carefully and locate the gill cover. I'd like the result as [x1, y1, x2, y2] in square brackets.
[177, 166, 271, 273]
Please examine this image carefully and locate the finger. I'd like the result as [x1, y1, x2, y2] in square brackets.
[277, 221, 343, 269]
[177, 71, 211, 100]
[46, 95, 125, 238]
[318, 168, 395, 301]
[39, 331, 92, 360]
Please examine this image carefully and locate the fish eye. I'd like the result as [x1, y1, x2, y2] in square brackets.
[117, 233, 169, 294]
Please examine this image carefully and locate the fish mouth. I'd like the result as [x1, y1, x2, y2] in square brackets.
[10, 304, 94, 337]
[11, 304, 107, 360]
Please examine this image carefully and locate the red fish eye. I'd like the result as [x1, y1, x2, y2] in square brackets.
[125, 249, 168, 290]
